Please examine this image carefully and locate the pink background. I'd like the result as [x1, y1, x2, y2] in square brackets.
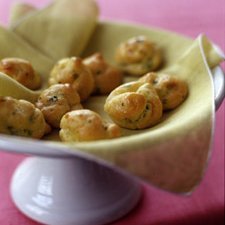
[0, 0, 224, 224]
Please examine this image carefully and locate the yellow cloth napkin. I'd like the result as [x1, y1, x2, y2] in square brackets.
[62, 21, 223, 193]
[9, 2, 36, 26]
[9, 0, 99, 61]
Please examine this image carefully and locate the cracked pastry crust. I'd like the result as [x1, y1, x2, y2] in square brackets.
[104, 81, 163, 129]
[139, 72, 188, 110]
[84, 52, 123, 95]
[115, 36, 162, 76]
[0, 57, 41, 90]
[49, 57, 95, 101]
[0, 96, 49, 138]
[36, 83, 82, 128]
[60, 109, 121, 142]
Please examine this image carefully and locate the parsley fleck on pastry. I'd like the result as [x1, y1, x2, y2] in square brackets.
[0, 96, 49, 138]
[36, 84, 82, 128]
[84, 52, 123, 95]
[49, 57, 95, 101]
[115, 36, 162, 76]
[104, 81, 163, 129]
[0, 57, 41, 90]
[139, 72, 188, 110]
[60, 109, 121, 142]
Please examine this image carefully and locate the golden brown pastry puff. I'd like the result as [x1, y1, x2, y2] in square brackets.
[0, 96, 49, 138]
[60, 109, 121, 142]
[36, 83, 82, 128]
[49, 57, 95, 101]
[139, 72, 188, 110]
[104, 81, 163, 129]
[0, 57, 41, 90]
[83, 52, 123, 95]
[115, 36, 162, 76]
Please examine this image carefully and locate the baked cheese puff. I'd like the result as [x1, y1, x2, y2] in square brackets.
[139, 72, 188, 110]
[104, 81, 163, 129]
[49, 57, 95, 101]
[0, 57, 41, 90]
[83, 52, 123, 95]
[60, 109, 121, 142]
[0, 96, 49, 138]
[36, 83, 82, 128]
[115, 36, 162, 76]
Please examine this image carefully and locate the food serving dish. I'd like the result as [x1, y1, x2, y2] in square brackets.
[0, 19, 225, 225]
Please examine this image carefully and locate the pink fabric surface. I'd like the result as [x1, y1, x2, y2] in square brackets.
[0, 0, 224, 224]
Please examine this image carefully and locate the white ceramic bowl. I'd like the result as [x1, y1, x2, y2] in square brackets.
[0, 20, 224, 225]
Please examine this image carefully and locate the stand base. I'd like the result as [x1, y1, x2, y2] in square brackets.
[10, 157, 141, 225]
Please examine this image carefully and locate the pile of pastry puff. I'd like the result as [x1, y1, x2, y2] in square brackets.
[0, 36, 188, 142]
